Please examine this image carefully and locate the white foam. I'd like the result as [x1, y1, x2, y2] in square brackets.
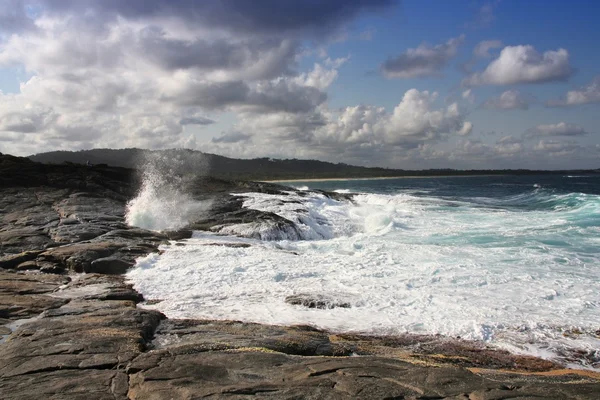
[125, 155, 211, 231]
[127, 191, 600, 369]
[216, 191, 362, 240]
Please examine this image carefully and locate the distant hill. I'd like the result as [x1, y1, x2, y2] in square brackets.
[28, 148, 600, 181]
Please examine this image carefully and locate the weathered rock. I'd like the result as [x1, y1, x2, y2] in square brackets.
[88, 257, 133, 274]
[0, 274, 163, 400]
[0, 251, 42, 269]
[188, 195, 302, 240]
[127, 350, 600, 400]
[285, 293, 352, 309]
[0, 271, 70, 320]
[0, 369, 130, 400]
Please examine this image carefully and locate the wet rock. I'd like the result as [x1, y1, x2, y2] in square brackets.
[202, 242, 252, 248]
[163, 230, 193, 240]
[88, 257, 133, 274]
[285, 293, 352, 309]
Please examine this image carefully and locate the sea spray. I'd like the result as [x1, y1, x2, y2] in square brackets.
[125, 151, 212, 231]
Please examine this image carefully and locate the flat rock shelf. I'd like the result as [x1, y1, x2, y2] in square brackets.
[1, 153, 599, 399]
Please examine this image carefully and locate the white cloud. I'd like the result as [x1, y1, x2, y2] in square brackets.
[473, 40, 502, 58]
[381, 35, 464, 79]
[458, 121, 473, 135]
[293, 57, 349, 90]
[462, 89, 475, 103]
[0, 6, 350, 155]
[463, 45, 573, 86]
[208, 89, 473, 164]
[547, 76, 600, 107]
[527, 122, 587, 137]
[494, 136, 523, 155]
[484, 89, 530, 110]
[211, 131, 251, 144]
[533, 140, 580, 155]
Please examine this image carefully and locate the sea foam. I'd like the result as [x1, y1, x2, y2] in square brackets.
[127, 186, 600, 369]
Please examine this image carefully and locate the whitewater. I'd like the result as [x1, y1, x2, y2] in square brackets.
[126, 174, 600, 370]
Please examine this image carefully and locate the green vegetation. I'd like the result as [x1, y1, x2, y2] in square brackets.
[29, 148, 600, 181]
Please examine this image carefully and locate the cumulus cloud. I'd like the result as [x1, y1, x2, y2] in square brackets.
[526, 122, 587, 137]
[473, 40, 503, 58]
[484, 89, 530, 110]
[463, 45, 573, 86]
[547, 76, 600, 107]
[533, 140, 580, 155]
[494, 135, 523, 155]
[0, 0, 394, 156]
[462, 89, 475, 103]
[211, 131, 252, 144]
[458, 121, 473, 135]
[206, 88, 473, 166]
[381, 35, 464, 79]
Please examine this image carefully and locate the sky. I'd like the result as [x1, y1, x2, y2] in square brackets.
[0, 0, 599, 169]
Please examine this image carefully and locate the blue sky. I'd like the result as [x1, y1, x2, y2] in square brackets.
[0, 0, 599, 169]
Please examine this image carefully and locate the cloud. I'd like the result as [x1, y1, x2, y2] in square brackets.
[28, 0, 396, 38]
[381, 35, 464, 79]
[458, 121, 473, 135]
[473, 40, 503, 58]
[494, 135, 523, 155]
[496, 135, 522, 145]
[467, 1, 500, 29]
[180, 117, 216, 126]
[211, 131, 252, 143]
[0, 1, 389, 155]
[527, 122, 587, 137]
[463, 45, 573, 86]
[547, 76, 600, 107]
[212, 89, 473, 162]
[533, 139, 580, 155]
[462, 89, 475, 103]
[0, 0, 37, 34]
[484, 89, 530, 110]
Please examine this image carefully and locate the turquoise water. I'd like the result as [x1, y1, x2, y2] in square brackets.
[281, 174, 600, 253]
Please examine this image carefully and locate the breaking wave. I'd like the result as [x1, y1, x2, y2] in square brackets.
[125, 152, 211, 231]
[127, 176, 600, 370]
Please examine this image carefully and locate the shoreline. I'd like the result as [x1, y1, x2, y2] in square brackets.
[263, 174, 507, 183]
[1, 154, 599, 399]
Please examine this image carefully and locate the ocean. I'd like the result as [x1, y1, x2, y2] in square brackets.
[126, 174, 600, 370]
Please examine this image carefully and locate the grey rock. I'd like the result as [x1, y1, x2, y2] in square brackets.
[0, 251, 42, 269]
[0, 271, 70, 320]
[88, 257, 133, 274]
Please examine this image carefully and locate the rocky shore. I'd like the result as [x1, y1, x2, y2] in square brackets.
[1, 153, 599, 399]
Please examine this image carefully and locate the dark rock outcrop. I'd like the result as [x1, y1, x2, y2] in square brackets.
[285, 293, 352, 309]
